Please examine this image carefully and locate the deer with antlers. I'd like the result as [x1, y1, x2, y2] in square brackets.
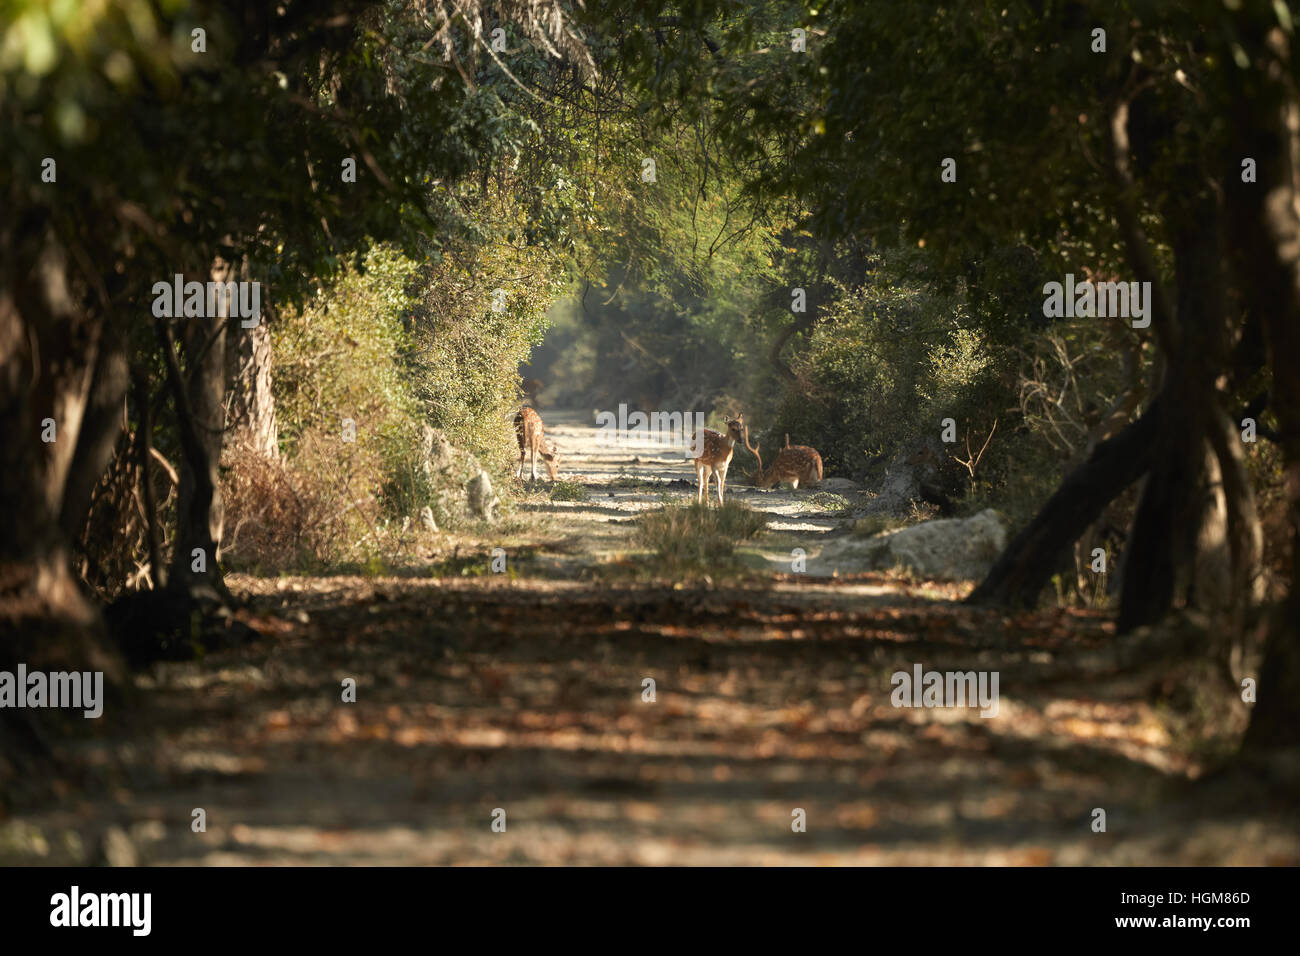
[514, 406, 560, 481]
[688, 415, 748, 505]
[744, 430, 824, 490]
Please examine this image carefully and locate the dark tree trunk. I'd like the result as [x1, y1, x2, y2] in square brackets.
[973, 147, 1258, 630]
[159, 308, 229, 604]
[1117, 169, 1240, 632]
[1222, 16, 1300, 755]
[967, 396, 1162, 608]
[0, 220, 126, 760]
[1, 224, 103, 634]
[164, 255, 243, 603]
[1205, 400, 1266, 621]
[113, 290, 258, 666]
[59, 321, 129, 542]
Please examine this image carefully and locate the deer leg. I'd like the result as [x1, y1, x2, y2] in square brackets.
[530, 443, 538, 481]
[516, 447, 525, 480]
[716, 463, 727, 505]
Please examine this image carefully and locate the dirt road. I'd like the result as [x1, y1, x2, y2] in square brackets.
[3, 412, 1296, 865]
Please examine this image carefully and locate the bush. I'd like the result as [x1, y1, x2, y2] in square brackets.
[746, 250, 1154, 534]
[220, 443, 343, 570]
[635, 501, 766, 570]
[403, 219, 566, 475]
[807, 492, 851, 512]
[273, 244, 424, 497]
[753, 267, 986, 483]
[256, 236, 564, 564]
[549, 479, 589, 501]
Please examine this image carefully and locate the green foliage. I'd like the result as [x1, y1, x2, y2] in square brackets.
[1, 0, 595, 584]
[270, 224, 563, 540]
[403, 202, 565, 472]
[1, 1, 528, 317]
[751, 256, 984, 476]
[496, 8, 788, 411]
[18, 0, 1274, 598]
[807, 492, 850, 512]
[274, 247, 421, 460]
[549, 479, 588, 502]
[271, 246, 428, 525]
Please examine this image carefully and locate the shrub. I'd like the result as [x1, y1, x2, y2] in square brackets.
[753, 270, 986, 484]
[261, 236, 563, 562]
[635, 501, 766, 569]
[220, 444, 343, 571]
[807, 492, 851, 512]
[403, 220, 566, 476]
[549, 479, 589, 501]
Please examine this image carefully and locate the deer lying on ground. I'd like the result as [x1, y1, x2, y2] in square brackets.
[744, 431, 823, 490]
[689, 415, 747, 505]
[514, 406, 560, 481]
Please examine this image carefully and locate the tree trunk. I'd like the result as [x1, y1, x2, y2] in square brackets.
[1, 228, 98, 627]
[967, 396, 1161, 608]
[164, 257, 232, 602]
[1205, 400, 1266, 621]
[0, 222, 126, 751]
[224, 257, 279, 458]
[59, 321, 129, 542]
[1116, 171, 1241, 632]
[1222, 18, 1300, 755]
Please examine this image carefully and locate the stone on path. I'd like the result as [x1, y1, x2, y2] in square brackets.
[814, 508, 1008, 580]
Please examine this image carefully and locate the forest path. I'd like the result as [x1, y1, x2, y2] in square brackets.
[507, 408, 854, 580]
[3, 414, 1297, 865]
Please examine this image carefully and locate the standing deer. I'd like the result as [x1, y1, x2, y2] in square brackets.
[745, 431, 823, 490]
[514, 406, 560, 481]
[689, 415, 747, 505]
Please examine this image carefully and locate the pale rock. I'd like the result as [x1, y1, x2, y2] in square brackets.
[814, 509, 1008, 580]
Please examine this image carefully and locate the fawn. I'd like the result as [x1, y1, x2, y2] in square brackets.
[745, 431, 823, 490]
[689, 415, 747, 505]
[514, 406, 560, 481]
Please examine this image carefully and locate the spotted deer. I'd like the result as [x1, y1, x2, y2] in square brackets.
[514, 406, 560, 481]
[745, 431, 823, 490]
[689, 415, 747, 505]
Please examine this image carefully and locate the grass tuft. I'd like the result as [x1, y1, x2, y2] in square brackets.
[634, 501, 766, 570]
[549, 479, 589, 501]
[807, 492, 851, 512]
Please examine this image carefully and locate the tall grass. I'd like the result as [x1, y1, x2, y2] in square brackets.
[634, 501, 766, 570]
